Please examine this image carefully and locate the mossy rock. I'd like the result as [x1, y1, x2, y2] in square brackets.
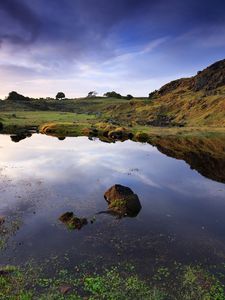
[104, 185, 141, 217]
[59, 212, 88, 230]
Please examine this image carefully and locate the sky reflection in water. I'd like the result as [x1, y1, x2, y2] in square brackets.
[0, 134, 225, 271]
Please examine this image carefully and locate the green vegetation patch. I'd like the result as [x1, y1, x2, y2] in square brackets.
[1, 261, 225, 300]
[0, 264, 165, 300]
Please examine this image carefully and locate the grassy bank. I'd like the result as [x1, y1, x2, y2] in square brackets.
[0, 84, 225, 131]
[1, 110, 225, 137]
[0, 111, 98, 134]
[1, 261, 224, 300]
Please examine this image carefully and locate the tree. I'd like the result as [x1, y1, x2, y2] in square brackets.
[104, 91, 122, 99]
[7, 91, 30, 101]
[87, 91, 97, 98]
[56, 92, 65, 100]
[125, 94, 133, 100]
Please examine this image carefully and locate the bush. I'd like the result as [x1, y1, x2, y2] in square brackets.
[125, 94, 133, 100]
[6, 91, 30, 101]
[104, 91, 122, 99]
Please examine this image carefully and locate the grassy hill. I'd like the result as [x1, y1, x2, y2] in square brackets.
[0, 58, 225, 133]
[107, 59, 225, 127]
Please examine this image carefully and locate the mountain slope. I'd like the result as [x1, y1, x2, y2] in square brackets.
[106, 59, 225, 127]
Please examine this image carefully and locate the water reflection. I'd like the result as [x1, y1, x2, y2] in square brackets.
[150, 135, 225, 183]
[0, 134, 225, 272]
[10, 133, 32, 143]
[7, 131, 225, 184]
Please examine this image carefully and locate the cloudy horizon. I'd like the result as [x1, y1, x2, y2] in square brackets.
[0, 0, 225, 99]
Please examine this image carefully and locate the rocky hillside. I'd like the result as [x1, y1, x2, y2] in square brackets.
[151, 59, 225, 96]
[106, 59, 225, 127]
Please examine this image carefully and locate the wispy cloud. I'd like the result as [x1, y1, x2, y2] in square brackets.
[0, 0, 225, 98]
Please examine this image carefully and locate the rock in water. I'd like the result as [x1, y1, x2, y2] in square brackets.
[104, 184, 141, 217]
[59, 212, 74, 223]
[59, 212, 88, 230]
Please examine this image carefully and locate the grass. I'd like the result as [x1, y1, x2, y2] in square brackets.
[0, 90, 225, 137]
[2, 109, 223, 136]
[0, 261, 224, 300]
[0, 111, 97, 132]
[0, 264, 165, 300]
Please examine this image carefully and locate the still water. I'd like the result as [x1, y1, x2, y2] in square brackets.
[1, 134, 225, 275]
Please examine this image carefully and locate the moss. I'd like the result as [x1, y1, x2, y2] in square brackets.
[109, 199, 126, 209]
[179, 266, 225, 300]
[59, 212, 88, 230]
[84, 268, 165, 300]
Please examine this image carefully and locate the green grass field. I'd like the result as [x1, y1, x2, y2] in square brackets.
[0, 94, 225, 137]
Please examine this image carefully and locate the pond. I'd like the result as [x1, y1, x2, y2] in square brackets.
[1, 133, 225, 278]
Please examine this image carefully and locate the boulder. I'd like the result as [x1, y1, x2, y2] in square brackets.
[104, 185, 141, 217]
[59, 212, 74, 223]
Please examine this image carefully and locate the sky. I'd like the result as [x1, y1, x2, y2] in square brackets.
[0, 0, 225, 99]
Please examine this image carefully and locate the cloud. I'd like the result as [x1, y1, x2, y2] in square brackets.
[0, 0, 225, 98]
[0, 0, 41, 45]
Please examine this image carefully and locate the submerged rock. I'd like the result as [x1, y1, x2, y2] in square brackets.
[104, 185, 141, 217]
[59, 212, 88, 230]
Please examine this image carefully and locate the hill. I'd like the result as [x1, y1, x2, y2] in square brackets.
[107, 59, 225, 127]
[0, 58, 225, 131]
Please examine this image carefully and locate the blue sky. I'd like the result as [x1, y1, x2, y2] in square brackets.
[0, 0, 225, 98]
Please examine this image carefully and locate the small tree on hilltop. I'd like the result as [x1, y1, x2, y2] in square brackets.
[56, 92, 65, 100]
[125, 94, 133, 100]
[87, 91, 98, 98]
[104, 91, 122, 99]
